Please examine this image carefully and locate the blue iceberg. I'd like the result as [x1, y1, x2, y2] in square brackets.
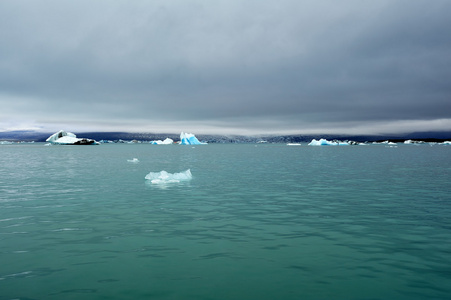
[179, 132, 207, 145]
[308, 139, 349, 146]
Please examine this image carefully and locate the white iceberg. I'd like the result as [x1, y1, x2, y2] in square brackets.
[441, 141, 451, 145]
[404, 140, 426, 144]
[308, 139, 349, 146]
[46, 130, 98, 145]
[179, 132, 207, 145]
[287, 143, 301, 146]
[145, 169, 192, 184]
[150, 138, 174, 145]
[127, 158, 140, 163]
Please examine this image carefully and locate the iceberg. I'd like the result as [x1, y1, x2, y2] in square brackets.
[179, 132, 207, 145]
[145, 169, 192, 184]
[347, 141, 365, 145]
[150, 138, 174, 145]
[308, 139, 336, 146]
[127, 158, 140, 163]
[46, 130, 98, 145]
[373, 140, 396, 145]
[404, 140, 425, 144]
[308, 139, 349, 146]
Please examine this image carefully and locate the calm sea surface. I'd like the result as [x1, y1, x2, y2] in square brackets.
[1, 143, 450, 300]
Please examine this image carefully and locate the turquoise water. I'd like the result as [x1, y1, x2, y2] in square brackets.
[1, 143, 450, 299]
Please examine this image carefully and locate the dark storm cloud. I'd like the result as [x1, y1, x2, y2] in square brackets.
[1, 0, 450, 134]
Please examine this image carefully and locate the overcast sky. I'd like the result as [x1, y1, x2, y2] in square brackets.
[1, 0, 450, 135]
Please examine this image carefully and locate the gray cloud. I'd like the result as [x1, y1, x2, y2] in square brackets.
[1, 0, 451, 135]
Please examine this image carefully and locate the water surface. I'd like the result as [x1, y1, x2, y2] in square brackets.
[1, 143, 450, 299]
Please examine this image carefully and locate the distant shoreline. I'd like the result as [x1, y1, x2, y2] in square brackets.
[1, 130, 451, 144]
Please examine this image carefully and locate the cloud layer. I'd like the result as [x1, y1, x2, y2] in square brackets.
[1, 0, 451, 135]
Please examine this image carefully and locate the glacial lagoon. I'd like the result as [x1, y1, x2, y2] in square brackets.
[1, 143, 450, 299]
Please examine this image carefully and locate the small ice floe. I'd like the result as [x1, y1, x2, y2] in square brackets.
[145, 169, 192, 184]
[308, 139, 349, 146]
[150, 138, 174, 145]
[287, 143, 301, 146]
[374, 141, 397, 145]
[127, 158, 140, 163]
[404, 140, 425, 144]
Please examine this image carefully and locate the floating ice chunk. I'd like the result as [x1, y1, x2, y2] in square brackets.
[308, 139, 350, 146]
[150, 138, 174, 145]
[308, 139, 333, 146]
[379, 141, 397, 145]
[180, 132, 207, 145]
[287, 143, 301, 146]
[46, 130, 98, 145]
[441, 141, 451, 145]
[404, 140, 425, 144]
[46, 130, 76, 143]
[308, 139, 336, 146]
[145, 169, 192, 184]
[127, 158, 140, 163]
[308, 139, 319, 146]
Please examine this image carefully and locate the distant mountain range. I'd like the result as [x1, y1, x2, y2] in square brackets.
[1, 130, 451, 143]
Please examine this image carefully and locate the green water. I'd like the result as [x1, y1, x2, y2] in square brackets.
[1, 143, 450, 299]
